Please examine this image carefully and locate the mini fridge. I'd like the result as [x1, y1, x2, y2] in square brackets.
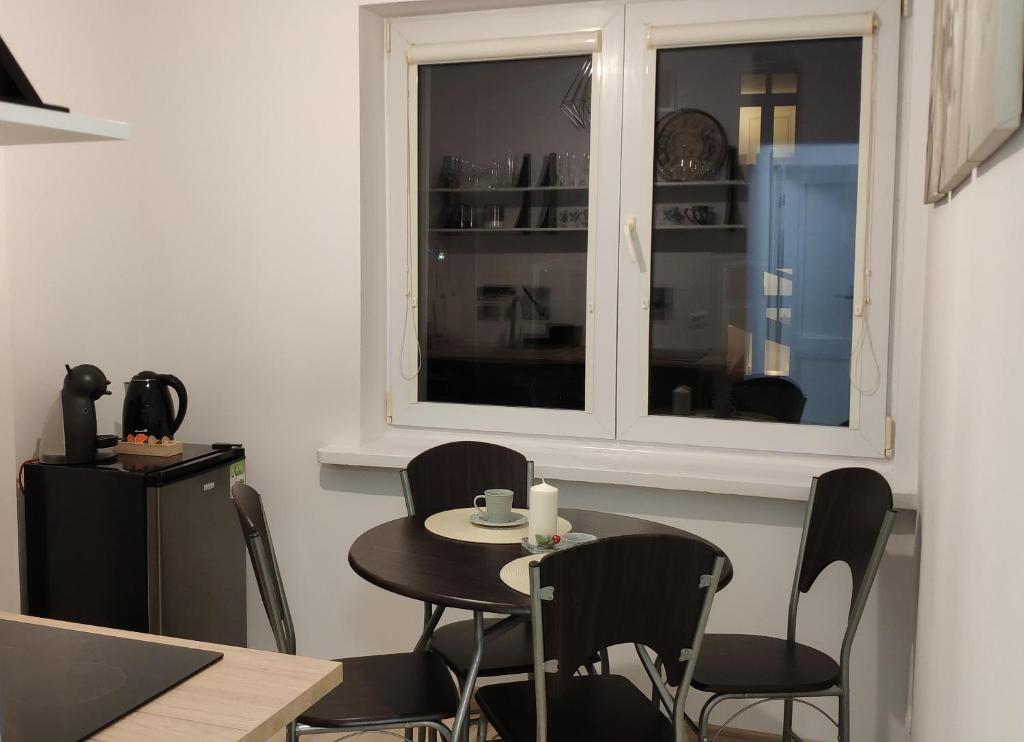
[22, 444, 247, 647]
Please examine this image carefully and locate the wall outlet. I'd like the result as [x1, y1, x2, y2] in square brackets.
[688, 310, 709, 329]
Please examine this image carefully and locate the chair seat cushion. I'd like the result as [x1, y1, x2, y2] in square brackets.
[476, 674, 674, 742]
[298, 651, 458, 728]
[691, 634, 840, 694]
[431, 617, 534, 677]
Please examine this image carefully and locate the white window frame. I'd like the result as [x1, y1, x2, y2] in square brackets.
[615, 0, 901, 458]
[386, 3, 625, 439]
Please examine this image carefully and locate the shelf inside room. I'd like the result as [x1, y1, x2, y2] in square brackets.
[428, 228, 588, 233]
[0, 101, 129, 145]
[654, 224, 746, 231]
[654, 180, 747, 188]
[429, 186, 588, 193]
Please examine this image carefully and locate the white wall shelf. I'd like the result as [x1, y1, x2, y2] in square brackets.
[0, 101, 128, 145]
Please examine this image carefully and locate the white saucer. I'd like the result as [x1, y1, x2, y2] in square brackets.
[470, 512, 528, 529]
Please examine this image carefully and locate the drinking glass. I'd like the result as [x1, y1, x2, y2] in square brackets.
[504, 152, 518, 187]
[487, 159, 503, 189]
[452, 158, 467, 189]
[556, 152, 570, 186]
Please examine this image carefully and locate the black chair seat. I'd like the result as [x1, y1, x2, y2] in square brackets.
[476, 674, 673, 742]
[298, 651, 458, 728]
[691, 634, 840, 694]
[431, 618, 534, 677]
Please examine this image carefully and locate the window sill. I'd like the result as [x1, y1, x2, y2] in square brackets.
[318, 429, 918, 509]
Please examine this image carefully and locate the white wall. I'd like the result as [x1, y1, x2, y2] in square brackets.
[912, 132, 1024, 740]
[0, 150, 18, 613]
[0, 2, 921, 740]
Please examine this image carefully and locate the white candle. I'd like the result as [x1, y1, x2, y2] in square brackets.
[528, 479, 559, 546]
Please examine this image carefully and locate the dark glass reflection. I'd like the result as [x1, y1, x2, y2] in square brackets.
[418, 56, 591, 410]
[648, 38, 862, 426]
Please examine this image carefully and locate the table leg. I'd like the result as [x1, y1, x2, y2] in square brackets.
[414, 604, 446, 652]
[450, 611, 485, 742]
[448, 613, 527, 742]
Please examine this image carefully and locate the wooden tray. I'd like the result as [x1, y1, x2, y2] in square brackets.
[114, 439, 184, 457]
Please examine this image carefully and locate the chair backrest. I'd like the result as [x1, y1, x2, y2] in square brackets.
[401, 441, 532, 517]
[788, 467, 896, 671]
[797, 467, 894, 601]
[230, 483, 296, 655]
[731, 375, 807, 423]
[529, 534, 725, 741]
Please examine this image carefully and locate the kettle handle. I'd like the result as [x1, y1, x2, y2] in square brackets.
[157, 374, 188, 435]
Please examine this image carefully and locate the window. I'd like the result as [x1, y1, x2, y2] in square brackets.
[645, 39, 862, 426]
[387, 1, 901, 458]
[416, 55, 592, 411]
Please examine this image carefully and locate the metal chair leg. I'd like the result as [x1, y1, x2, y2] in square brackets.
[697, 697, 713, 742]
[783, 698, 794, 742]
[476, 715, 488, 742]
[285, 721, 298, 742]
[650, 655, 664, 704]
[839, 689, 850, 742]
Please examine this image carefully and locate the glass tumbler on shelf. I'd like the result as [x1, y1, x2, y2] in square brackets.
[558, 152, 580, 186]
[504, 152, 518, 187]
[463, 160, 481, 188]
[484, 204, 505, 229]
[454, 203, 475, 229]
[485, 159, 505, 189]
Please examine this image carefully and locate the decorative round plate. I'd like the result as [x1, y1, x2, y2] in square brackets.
[655, 109, 728, 182]
[470, 512, 529, 529]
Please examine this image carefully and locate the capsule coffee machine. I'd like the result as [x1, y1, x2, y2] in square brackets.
[39, 363, 118, 464]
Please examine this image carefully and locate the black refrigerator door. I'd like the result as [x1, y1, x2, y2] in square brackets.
[24, 466, 150, 631]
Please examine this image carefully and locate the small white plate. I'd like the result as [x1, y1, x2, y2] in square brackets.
[470, 512, 528, 529]
[522, 532, 597, 553]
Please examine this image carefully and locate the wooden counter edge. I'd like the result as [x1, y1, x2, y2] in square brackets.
[0, 612, 343, 742]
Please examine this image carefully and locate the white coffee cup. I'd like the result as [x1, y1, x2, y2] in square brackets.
[474, 489, 514, 523]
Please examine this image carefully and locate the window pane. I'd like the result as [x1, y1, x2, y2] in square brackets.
[648, 38, 862, 426]
[417, 56, 591, 410]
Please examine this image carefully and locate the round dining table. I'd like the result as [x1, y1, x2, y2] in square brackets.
[348, 508, 733, 740]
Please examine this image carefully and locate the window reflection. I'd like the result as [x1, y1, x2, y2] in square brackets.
[649, 38, 862, 426]
[417, 56, 592, 410]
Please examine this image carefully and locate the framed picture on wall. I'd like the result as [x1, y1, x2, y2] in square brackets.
[926, 0, 1024, 202]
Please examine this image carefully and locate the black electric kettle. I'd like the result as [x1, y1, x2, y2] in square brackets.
[122, 371, 188, 439]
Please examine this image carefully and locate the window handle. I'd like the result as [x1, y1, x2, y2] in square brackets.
[623, 216, 647, 272]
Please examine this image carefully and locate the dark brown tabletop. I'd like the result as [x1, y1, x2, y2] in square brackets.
[348, 508, 733, 615]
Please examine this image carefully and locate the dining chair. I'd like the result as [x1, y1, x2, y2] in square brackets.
[400, 441, 540, 683]
[730, 375, 807, 423]
[687, 467, 896, 742]
[230, 483, 458, 742]
[476, 533, 727, 742]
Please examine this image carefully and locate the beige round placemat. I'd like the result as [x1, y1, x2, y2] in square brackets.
[423, 507, 572, 545]
[500, 554, 548, 595]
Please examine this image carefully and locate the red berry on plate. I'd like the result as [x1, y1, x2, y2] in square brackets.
[551, 534, 561, 544]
